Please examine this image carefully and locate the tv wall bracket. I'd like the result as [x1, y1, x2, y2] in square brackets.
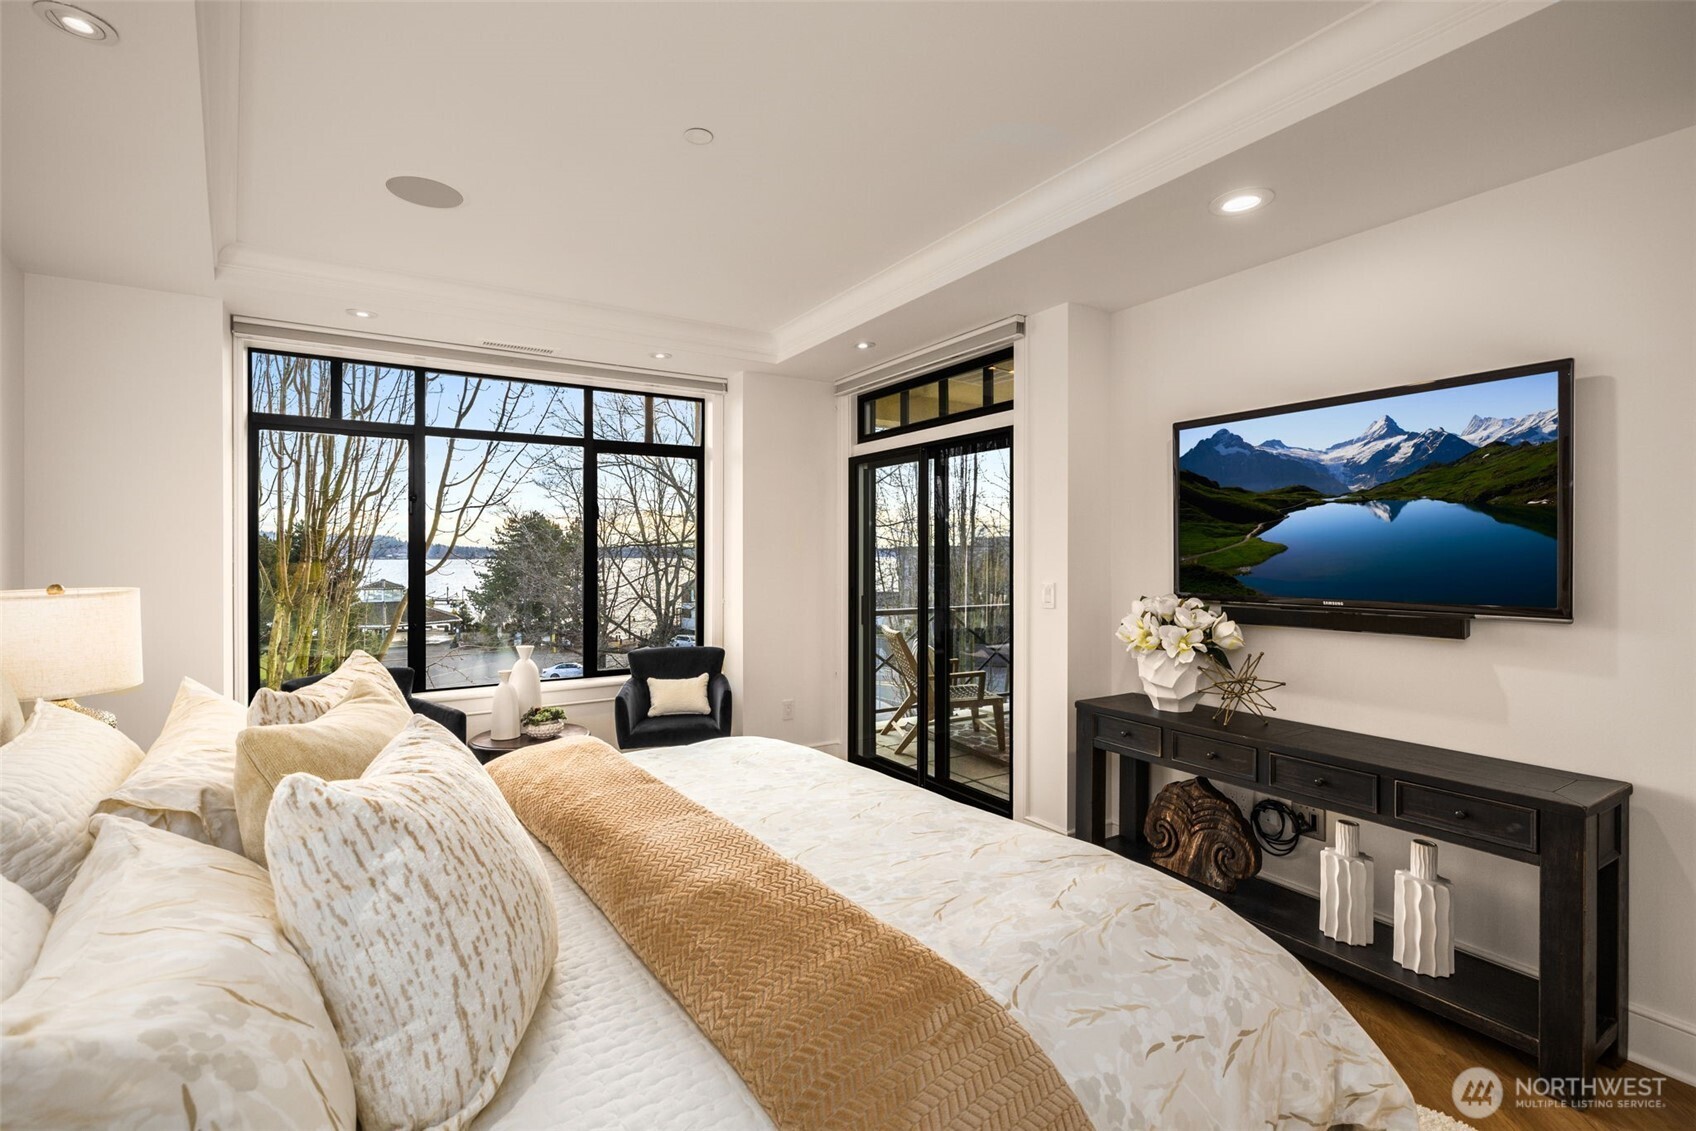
[1223, 604, 1473, 640]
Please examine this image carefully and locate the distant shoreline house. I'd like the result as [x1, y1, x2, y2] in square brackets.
[356, 578, 462, 645]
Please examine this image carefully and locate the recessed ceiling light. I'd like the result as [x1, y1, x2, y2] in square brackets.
[385, 176, 464, 209]
[34, 2, 117, 43]
[650, 352, 672, 360]
[682, 127, 715, 146]
[855, 341, 875, 350]
[1210, 188, 1275, 216]
[346, 308, 377, 319]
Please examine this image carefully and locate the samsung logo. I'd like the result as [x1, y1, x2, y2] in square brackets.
[1322, 601, 1346, 607]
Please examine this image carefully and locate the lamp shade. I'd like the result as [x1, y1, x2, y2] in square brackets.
[0, 587, 143, 700]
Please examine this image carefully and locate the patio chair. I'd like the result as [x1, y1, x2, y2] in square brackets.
[878, 624, 1005, 757]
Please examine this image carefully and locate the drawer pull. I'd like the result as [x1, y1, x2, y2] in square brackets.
[1202, 751, 1217, 760]
[1313, 777, 1328, 787]
[1454, 810, 1468, 820]
[1119, 729, 1133, 738]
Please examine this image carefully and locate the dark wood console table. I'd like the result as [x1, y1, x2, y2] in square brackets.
[1073, 692, 1630, 1081]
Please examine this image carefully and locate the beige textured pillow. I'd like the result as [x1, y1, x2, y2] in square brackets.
[235, 676, 412, 865]
[0, 669, 24, 746]
[0, 702, 144, 910]
[1, 876, 50, 999]
[647, 673, 712, 716]
[266, 717, 557, 1131]
[0, 816, 356, 1130]
[246, 648, 404, 726]
[96, 677, 247, 851]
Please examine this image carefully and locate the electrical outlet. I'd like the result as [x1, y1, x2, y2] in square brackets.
[1289, 802, 1325, 841]
[781, 698, 795, 721]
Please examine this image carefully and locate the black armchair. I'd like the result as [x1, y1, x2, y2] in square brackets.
[614, 647, 732, 749]
[279, 665, 468, 744]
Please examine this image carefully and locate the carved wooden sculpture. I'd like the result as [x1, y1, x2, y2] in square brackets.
[1143, 777, 1262, 893]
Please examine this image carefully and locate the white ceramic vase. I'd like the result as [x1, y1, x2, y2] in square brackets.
[490, 669, 521, 741]
[1319, 819, 1374, 946]
[1135, 649, 1205, 713]
[511, 644, 544, 716]
[1393, 839, 1454, 977]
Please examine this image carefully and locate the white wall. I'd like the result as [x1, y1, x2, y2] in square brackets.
[1108, 128, 1696, 1079]
[0, 252, 22, 588]
[726, 371, 838, 749]
[23, 275, 229, 744]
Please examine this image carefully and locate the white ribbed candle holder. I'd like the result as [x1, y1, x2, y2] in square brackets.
[1319, 819, 1374, 946]
[1393, 839, 1454, 977]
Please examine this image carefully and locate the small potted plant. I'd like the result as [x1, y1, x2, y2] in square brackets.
[520, 705, 570, 740]
[1116, 595, 1244, 713]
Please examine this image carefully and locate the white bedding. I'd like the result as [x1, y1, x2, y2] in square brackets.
[482, 737, 1417, 1131]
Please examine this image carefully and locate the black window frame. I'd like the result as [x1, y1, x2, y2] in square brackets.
[245, 346, 707, 694]
[855, 347, 1014, 443]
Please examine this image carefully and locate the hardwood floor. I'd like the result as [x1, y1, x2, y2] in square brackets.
[1304, 964, 1695, 1129]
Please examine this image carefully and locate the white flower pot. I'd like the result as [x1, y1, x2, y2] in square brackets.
[1135, 649, 1205, 713]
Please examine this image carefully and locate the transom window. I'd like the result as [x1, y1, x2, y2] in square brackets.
[857, 348, 1013, 442]
[246, 349, 704, 692]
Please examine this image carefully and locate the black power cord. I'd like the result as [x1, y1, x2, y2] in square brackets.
[1250, 797, 1307, 857]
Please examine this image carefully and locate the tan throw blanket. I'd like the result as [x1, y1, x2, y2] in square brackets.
[490, 739, 1091, 1131]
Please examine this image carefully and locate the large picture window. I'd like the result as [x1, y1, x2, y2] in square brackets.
[247, 349, 705, 692]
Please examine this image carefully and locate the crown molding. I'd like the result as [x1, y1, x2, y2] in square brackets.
[770, 0, 1552, 361]
[215, 243, 778, 364]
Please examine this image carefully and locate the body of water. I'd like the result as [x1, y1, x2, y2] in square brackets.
[1243, 499, 1558, 609]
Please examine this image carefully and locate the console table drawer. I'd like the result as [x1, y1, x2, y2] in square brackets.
[1093, 717, 1161, 757]
[1169, 731, 1257, 781]
[1268, 752, 1378, 813]
[1396, 782, 1537, 851]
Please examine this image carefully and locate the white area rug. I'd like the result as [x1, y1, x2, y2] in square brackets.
[1418, 1105, 1478, 1131]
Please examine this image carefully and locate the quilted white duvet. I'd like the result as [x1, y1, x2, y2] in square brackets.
[477, 736, 1418, 1131]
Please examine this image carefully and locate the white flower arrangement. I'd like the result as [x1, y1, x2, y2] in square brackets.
[1116, 594, 1245, 668]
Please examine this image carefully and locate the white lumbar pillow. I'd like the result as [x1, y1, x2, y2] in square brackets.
[265, 716, 558, 1131]
[646, 673, 712, 716]
[246, 649, 405, 726]
[0, 816, 356, 1129]
[1, 877, 50, 1000]
[96, 677, 247, 852]
[0, 701, 144, 910]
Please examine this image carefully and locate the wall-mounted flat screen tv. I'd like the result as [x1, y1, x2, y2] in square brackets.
[1174, 359, 1573, 620]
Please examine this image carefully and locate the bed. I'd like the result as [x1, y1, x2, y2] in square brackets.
[478, 736, 1418, 1131]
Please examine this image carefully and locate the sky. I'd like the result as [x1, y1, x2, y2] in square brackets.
[1179, 370, 1560, 454]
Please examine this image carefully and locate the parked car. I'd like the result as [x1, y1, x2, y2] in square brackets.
[669, 634, 696, 647]
[541, 663, 583, 679]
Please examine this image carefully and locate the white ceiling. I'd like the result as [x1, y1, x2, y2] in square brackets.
[3, 1, 1692, 379]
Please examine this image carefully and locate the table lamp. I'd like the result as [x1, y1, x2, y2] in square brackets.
[0, 584, 143, 726]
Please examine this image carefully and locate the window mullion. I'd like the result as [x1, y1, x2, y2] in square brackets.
[408, 367, 428, 684]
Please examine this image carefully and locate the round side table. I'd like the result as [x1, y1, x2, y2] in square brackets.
[469, 724, 590, 765]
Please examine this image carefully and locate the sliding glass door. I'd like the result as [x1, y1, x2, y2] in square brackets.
[850, 431, 1012, 814]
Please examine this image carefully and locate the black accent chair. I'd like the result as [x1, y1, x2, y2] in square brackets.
[279, 666, 468, 745]
[614, 647, 732, 749]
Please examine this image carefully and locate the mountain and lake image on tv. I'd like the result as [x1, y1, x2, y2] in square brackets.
[1175, 363, 1570, 617]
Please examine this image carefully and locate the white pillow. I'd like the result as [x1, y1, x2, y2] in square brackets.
[246, 649, 405, 726]
[1, 877, 50, 999]
[0, 701, 144, 910]
[266, 716, 557, 1131]
[96, 677, 247, 852]
[646, 673, 712, 716]
[0, 816, 357, 1130]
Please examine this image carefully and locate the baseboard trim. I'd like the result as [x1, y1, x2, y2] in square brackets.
[1625, 1004, 1696, 1086]
[1021, 814, 1072, 836]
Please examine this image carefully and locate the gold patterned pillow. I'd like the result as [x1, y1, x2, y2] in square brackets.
[246, 649, 405, 726]
[97, 677, 247, 852]
[0, 701, 144, 910]
[0, 816, 356, 1129]
[265, 716, 558, 1130]
[234, 676, 413, 866]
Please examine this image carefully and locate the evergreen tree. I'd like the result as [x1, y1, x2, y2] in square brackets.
[469, 512, 583, 644]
